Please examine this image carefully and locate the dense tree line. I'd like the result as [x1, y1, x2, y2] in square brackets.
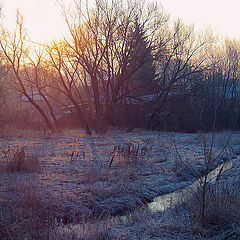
[0, 0, 239, 133]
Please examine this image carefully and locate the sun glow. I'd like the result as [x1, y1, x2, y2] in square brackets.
[2, 0, 69, 44]
[2, 0, 240, 44]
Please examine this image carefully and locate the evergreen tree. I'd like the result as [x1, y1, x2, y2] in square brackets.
[126, 22, 156, 96]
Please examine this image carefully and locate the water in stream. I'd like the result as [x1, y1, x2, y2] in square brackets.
[149, 160, 233, 211]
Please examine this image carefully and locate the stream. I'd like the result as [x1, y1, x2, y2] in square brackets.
[120, 159, 234, 221]
[148, 160, 233, 211]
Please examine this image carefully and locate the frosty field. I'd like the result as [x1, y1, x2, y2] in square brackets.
[0, 129, 239, 221]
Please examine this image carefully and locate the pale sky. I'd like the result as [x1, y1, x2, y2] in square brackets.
[160, 0, 240, 39]
[1, 0, 69, 44]
[1, 0, 240, 44]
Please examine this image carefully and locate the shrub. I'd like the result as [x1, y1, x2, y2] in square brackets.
[189, 181, 240, 228]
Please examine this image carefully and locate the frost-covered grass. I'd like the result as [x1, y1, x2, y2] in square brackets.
[1, 175, 239, 239]
[1, 146, 41, 173]
[0, 129, 240, 239]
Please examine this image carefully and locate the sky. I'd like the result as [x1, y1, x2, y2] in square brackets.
[1, 0, 69, 44]
[1, 0, 240, 44]
[160, 0, 240, 39]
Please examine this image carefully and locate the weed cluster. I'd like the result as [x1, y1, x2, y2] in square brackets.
[107, 143, 151, 181]
[109, 143, 150, 168]
[2, 146, 41, 173]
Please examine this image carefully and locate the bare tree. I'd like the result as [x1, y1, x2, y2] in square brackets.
[0, 1, 7, 122]
[195, 38, 240, 130]
[46, 41, 92, 134]
[0, 12, 56, 132]
[52, 0, 168, 132]
[218, 39, 240, 128]
[0, 59, 8, 123]
[24, 48, 60, 130]
[148, 20, 213, 129]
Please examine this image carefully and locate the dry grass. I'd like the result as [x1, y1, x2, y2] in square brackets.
[2, 179, 239, 240]
[1, 146, 41, 173]
[187, 180, 240, 229]
[112, 176, 240, 239]
[107, 143, 151, 181]
[171, 152, 196, 180]
[112, 143, 151, 167]
[0, 171, 239, 239]
[170, 131, 240, 230]
[0, 181, 52, 240]
[6, 168, 240, 239]
[0, 125, 56, 139]
[0, 176, 116, 240]
[76, 142, 151, 185]
[0, 130, 239, 239]
[49, 218, 115, 240]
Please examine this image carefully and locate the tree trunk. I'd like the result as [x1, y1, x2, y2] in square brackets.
[69, 96, 92, 135]
[27, 97, 55, 133]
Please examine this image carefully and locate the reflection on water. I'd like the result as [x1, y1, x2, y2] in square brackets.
[119, 160, 234, 224]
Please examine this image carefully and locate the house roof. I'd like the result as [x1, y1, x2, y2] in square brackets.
[125, 94, 156, 104]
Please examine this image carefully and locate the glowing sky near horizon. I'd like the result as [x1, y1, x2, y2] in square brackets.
[1, 0, 69, 44]
[1, 0, 240, 44]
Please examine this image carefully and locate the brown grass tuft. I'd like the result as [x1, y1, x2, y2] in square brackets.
[2, 146, 41, 173]
[187, 181, 240, 228]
